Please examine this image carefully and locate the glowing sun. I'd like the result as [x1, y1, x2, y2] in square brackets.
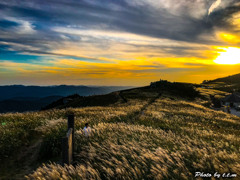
[214, 47, 240, 65]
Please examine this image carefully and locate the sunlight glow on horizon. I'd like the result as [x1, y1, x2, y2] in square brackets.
[214, 47, 240, 65]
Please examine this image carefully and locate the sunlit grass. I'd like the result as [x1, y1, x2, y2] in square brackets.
[1, 87, 239, 179]
[24, 95, 240, 179]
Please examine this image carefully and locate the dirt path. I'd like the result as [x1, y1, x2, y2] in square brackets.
[0, 94, 162, 179]
[0, 137, 43, 180]
[136, 92, 162, 118]
[0, 119, 65, 180]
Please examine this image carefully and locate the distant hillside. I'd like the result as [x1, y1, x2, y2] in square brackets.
[42, 93, 122, 110]
[42, 81, 200, 110]
[0, 85, 133, 101]
[203, 73, 240, 84]
[202, 73, 240, 92]
[0, 96, 62, 113]
[0, 85, 133, 113]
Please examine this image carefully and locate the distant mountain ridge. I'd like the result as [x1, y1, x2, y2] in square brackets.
[42, 81, 200, 111]
[0, 85, 133, 113]
[0, 85, 133, 101]
[0, 96, 62, 113]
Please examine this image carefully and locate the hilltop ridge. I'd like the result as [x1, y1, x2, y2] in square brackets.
[42, 81, 200, 110]
[0, 85, 132, 113]
[203, 73, 240, 84]
[202, 73, 240, 92]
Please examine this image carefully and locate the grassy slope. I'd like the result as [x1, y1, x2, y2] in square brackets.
[1, 87, 240, 179]
[205, 73, 240, 84]
[202, 73, 240, 92]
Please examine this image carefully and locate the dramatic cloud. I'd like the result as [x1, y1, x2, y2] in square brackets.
[0, 0, 240, 85]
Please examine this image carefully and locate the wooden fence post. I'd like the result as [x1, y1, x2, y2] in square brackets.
[62, 128, 73, 165]
[62, 113, 75, 165]
[68, 114, 74, 152]
[62, 136, 68, 165]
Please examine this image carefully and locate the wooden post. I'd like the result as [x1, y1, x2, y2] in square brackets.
[62, 114, 75, 165]
[62, 136, 69, 165]
[62, 128, 73, 165]
[68, 114, 74, 130]
[67, 128, 73, 164]
[68, 114, 74, 156]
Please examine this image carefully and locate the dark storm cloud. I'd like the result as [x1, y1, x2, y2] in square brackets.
[209, 2, 240, 31]
[0, 0, 239, 59]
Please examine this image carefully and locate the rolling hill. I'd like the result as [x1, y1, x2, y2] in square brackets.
[0, 85, 132, 113]
[204, 73, 240, 84]
[202, 73, 240, 92]
[42, 81, 200, 111]
[0, 81, 239, 179]
[0, 96, 62, 113]
[0, 85, 133, 101]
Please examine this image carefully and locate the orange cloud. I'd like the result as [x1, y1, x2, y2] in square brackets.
[218, 32, 240, 44]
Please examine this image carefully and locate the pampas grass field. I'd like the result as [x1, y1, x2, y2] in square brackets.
[1, 88, 239, 179]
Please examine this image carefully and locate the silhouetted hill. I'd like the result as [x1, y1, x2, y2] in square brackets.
[42, 93, 122, 110]
[0, 85, 133, 101]
[0, 85, 133, 113]
[42, 81, 200, 110]
[0, 96, 62, 113]
[202, 73, 240, 92]
[203, 73, 240, 84]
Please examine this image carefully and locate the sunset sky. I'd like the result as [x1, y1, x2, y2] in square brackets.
[0, 0, 240, 86]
